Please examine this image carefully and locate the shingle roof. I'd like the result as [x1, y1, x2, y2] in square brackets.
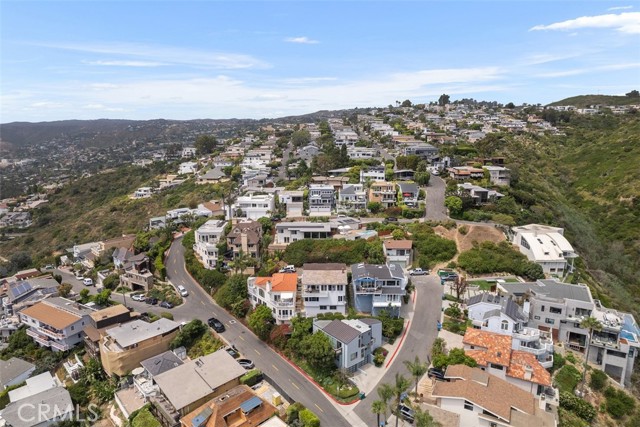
[320, 320, 361, 343]
[1, 387, 73, 426]
[0, 358, 35, 387]
[383, 240, 413, 250]
[140, 350, 184, 377]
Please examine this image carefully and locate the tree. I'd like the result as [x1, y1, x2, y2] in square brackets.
[391, 229, 405, 240]
[403, 356, 428, 401]
[392, 373, 411, 427]
[414, 406, 441, 427]
[291, 129, 311, 147]
[444, 196, 463, 216]
[230, 250, 253, 274]
[401, 99, 412, 107]
[368, 202, 382, 214]
[102, 274, 120, 290]
[415, 171, 430, 186]
[372, 400, 387, 427]
[93, 289, 112, 306]
[626, 90, 639, 98]
[79, 288, 90, 303]
[248, 305, 275, 341]
[438, 94, 450, 107]
[505, 102, 516, 109]
[194, 134, 218, 155]
[57, 283, 73, 298]
[300, 332, 335, 372]
[171, 319, 207, 349]
[377, 383, 394, 424]
[451, 276, 468, 301]
[257, 217, 273, 234]
[579, 317, 602, 396]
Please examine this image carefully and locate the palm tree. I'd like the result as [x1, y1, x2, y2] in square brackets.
[371, 400, 387, 427]
[404, 356, 428, 401]
[414, 406, 441, 427]
[393, 373, 411, 427]
[377, 383, 394, 424]
[579, 316, 603, 396]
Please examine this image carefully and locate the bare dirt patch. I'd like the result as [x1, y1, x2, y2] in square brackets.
[433, 223, 506, 257]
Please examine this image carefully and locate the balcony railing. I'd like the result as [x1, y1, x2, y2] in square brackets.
[355, 286, 381, 294]
[51, 341, 71, 352]
[27, 329, 51, 347]
[272, 300, 295, 307]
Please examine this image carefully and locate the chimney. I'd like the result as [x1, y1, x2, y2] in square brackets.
[524, 365, 533, 381]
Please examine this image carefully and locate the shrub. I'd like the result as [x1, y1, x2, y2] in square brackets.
[589, 370, 608, 392]
[551, 352, 566, 373]
[554, 365, 581, 393]
[373, 347, 388, 367]
[299, 408, 321, 427]
[286, 402, 305, 423]
[171, 319, 206, 349]
[565, 352, 577, 364]
[604, 386, 635, 419]
[559, 392, 596, 422]
[160, 312, 174, 320]
[131, 407, 161, 427]
[458, 225, 469, 235]
[240, 369, 263, 387]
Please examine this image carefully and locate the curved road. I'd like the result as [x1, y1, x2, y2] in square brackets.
[425, 174, 449, 221]
[165, 238, 355, 427]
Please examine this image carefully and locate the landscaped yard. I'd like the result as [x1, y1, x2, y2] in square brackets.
[296, 359, 360, 403]
[468, 277, 520, 290]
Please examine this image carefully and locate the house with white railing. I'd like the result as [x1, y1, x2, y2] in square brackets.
[194, 219, 228, 269]
[247, 273, 297, 324]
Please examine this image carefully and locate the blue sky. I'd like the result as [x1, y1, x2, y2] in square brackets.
[2, 1, 639, 122]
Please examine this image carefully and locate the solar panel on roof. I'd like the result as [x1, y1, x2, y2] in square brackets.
[191, 407, 212, 427]
[10, 282, 32, 299]
[240, 396, 262, 414]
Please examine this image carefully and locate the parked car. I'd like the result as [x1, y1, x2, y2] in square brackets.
[177, 285, 189, 297]
[75, 273, 84, 281]
[83, 278, 94, 286]
[279, 265, 296, 273]
[386, 217, 398, 222]
[208, 317, 225, 333]
[397, 404, 415, 424]
[43, 264, 55, 270]
[427, 367, 446, 381]
[131, 293, 146, 302]
[225, 346, 239, 359]
[160, 301, 174, 309]
[146, 297, 158, 305]
[409, 268, 428, 276]
[237, 358, 255, 370]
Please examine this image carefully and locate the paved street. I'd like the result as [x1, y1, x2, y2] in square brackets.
[278, 147, 291, 180]
[353, 274, 443, 425]
[425, 174, 448, 221]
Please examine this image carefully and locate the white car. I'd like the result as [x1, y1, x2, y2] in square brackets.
[131, 294, 146, 302]
[409, 268, 429, 276]
[83, 278, 94, 286]
[178, 285, 189, 297]
[279, 265, 296, 273]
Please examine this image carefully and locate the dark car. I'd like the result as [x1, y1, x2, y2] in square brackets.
[225, 346, 240, 359]
[208, 317, 225, 333]
[427, 367, 446, 381]
[160, 301, 174, 309]
[146, 297, 158, 305]
[237, 358, 255, 370]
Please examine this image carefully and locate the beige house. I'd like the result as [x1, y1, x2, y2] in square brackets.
[368, 181, 396, 209]
[100, 318, 180, 376]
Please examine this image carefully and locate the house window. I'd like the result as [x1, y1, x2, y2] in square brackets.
[320, 305, 327, 310]
[350, 352, 357, 361]
[464, 400, 474, 411]
[489, 363, 503, 371]
[501, 320, 508, 331]
[550, 307, 562, 314]
[338, 296, 344, 302]
[71, 326, 74, 331]
[330, 306, 337, 310]
[540, 305, 545, 312]
[545, 318, 555, 325]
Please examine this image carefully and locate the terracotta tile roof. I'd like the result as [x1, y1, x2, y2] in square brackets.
[433, 365, 536, 422]
[508, 351, 552, 387]
[463, 329, 512, 366]
[254, 273, 297, 292]
[463, 329, 552, 387]
[383, 240, 413, 250]
[21, 302, 81, 330]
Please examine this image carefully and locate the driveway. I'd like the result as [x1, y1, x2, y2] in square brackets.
[425, 174, 448, 221]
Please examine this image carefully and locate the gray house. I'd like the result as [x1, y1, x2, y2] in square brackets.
[313, 318, 382, 372]
[351, 263, 407, 316]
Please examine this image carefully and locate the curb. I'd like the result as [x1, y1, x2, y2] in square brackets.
[386, 319, 411, 368]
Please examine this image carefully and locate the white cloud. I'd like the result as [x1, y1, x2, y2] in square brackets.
[31, 41, 270, 69]
[536, 62, 640, 78]
[84, 60, 167, 67]
[520, 52, 586, 65]
[284, 36, 319, 44]
[608, 6, 633, 11]
[530, 12, 640, 34]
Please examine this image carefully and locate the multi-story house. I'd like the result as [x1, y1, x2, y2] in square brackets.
[83, 305, 136, 358]
[233, 194, 275, 220]
[194, 220, 228, 269]
[120, 254, 154, 292]
[447, 166, 485, 181]
[226, 220, 262, 260]
[308, 184, 335, 216]
[382, 240, 413, 268]
[432, 365, 557, 427]
[347, 147, 378, 159]
[402, 142, 439, 160]
[350, 263, 407, 316]
[313, 318, 382, 372]
[360, 166, 386, 183]
[397, 182, 419, 207]
[334, 130, 359, 147]
[368, 182, 396, 209]
[247, 273, 297, 324]
[279, 190, 304, 218]
[134, 187, 154, 199]
[19, 297, 95, 352]
[337, 184, 367, 212]
[301, 263, 348, 316]
[484, 165, 511, 186]
[457, 183, 504, 205]
[275, 222, 331, 245]
[178, 161, 198, 175]
[501, 279, 640, 388]
[463, 329, 555, 399]
[511, 224, 578, 275]
[100, 318, 181, 376]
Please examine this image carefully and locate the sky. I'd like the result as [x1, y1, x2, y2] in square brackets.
[1, 1, 639, 123]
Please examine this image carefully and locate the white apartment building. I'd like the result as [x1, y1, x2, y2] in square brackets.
[511, 224, 578, 275]
[301, 264, 348, 316]
[19, 298, 95, 352]
[247, 273, 297, 324]
[194, 220, 228, 269]
[275, 222, 332, 245]
[233, 194, 275, 220]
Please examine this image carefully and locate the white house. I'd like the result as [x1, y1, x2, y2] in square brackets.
[194, 220, 228, 269]
[313, 318, 382, 372]
[233, 194, 275, 220]
[275, 222, 332, 245]
[178, 161, 198, 175]
[308, 184, 335, 216]
[337, 184, 367, 212]
[301, 263, 348, 316]
[278, 191, 304, 218]
[511, 224, 577, 275]
[247, 273, 297, 324]
[133, 187, 154, 199]
[484, 165, 511, 186]
[382, 240, 413, 268]
[360, 166, 386, 183]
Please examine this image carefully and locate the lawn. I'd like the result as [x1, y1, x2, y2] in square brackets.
[554, 365, 582, 394]
[295, 359, 360, 403]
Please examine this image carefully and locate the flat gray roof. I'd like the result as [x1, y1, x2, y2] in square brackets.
[107, 318, 180, 348]
[501, 280, 592, 303]
[0, 358, 35, 388]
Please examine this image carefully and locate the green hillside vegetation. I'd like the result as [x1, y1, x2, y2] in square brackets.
[548, 91, 640, 108]
[0, 163, 228, 265]
[500, 113, 640, 317]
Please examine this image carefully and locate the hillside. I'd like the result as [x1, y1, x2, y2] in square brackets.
[548, 93, 640, 108]
[0, 164, 225, 264]
[502, 113, 640, 317]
